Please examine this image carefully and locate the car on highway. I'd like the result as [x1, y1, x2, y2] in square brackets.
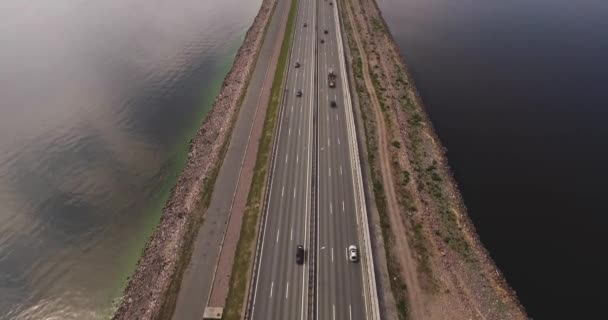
[328, 69, 336, 88]
[295, 62, 300, 68]
[348, 245, 358, 262]
[330, 2, 333, 5]
[296, 90, 303, 97]
[296, 245, 305, 264]
[324, 30, 328, 34]
[320, 39, 325, 44]
[330, 100, 337, 108]
[303, 22, 307, 27]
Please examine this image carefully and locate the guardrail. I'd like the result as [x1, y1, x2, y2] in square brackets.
[332, 1, 381, 319]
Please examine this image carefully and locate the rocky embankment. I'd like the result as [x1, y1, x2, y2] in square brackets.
[341, 0, 528, 319]
[112, 0, 276, 318]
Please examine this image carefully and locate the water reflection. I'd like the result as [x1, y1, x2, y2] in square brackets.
[0, 0, 261, 318]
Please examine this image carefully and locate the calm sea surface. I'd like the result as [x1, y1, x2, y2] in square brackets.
[0, 0, 261, 318]
[378, 0, 608, 318]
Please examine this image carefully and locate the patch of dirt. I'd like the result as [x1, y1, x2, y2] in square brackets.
[341, 0, 528, 319]
[341, 1, 424, 318]
[111, 0, 277, 319]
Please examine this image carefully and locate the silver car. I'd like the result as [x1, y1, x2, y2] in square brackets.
[348, 245, 359, 262]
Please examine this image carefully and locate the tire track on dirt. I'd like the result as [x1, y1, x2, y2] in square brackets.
[343, 0, 424, 318]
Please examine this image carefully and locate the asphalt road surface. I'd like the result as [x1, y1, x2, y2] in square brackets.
[251, 0, 366, 319]
[316, 0, 366, 319]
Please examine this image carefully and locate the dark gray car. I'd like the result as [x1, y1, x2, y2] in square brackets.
[296, 245, 305, 264]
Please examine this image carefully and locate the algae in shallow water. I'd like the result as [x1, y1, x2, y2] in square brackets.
[106, 38, 244, 318]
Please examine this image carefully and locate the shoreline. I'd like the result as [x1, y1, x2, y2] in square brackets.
[372, 0, 525, 309]
[111, 0, 277, 318]
[110, 0, 527, 318]
[341, 0, 527, 318]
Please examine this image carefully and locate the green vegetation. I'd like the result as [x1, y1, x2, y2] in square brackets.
[408, 112, 423, 127]
[402, 170, 410, 185]
[222, 0, 298, 318]
[395, 65, 408, 86]
[394, 166, 436, 291]
[411, 222, 436, 291]
[371, 17, 385, 33]
[400, 88, 473, 259]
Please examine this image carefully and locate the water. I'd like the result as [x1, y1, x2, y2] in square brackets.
[377, 0, 608, 318]
[0, 0, 262, 318]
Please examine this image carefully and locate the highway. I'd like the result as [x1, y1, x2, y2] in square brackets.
[250, 0, 315, 318]
[251, 0, 366, 319]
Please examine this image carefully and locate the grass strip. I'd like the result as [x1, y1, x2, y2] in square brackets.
[222, 0, 298, 318]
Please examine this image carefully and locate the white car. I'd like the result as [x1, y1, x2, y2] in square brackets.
[348, 245, 359, 262]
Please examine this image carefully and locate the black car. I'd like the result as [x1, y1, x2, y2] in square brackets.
[296, 245, 305, 264]
[320, 39, 325, 44]
[295, 62, 300, 68]
[303, 22, 307, 27]
[330, 100, 337, 107]
[324, 30, 328, 34]
[296, 90, 303, 97]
